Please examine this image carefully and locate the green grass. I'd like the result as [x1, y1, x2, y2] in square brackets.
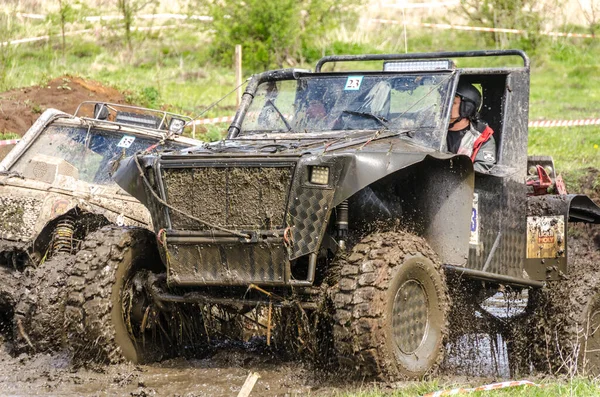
[333, 377, 600, 396]
[0, 132, 19, 140]
[1, 13, 599, 169]
[529, 126, 600, 172]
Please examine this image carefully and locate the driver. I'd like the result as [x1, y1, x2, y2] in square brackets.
[446, 82, 496, 173]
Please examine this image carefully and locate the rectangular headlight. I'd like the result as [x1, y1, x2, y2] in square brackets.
[383, 60, 454, 72]
[309, 166, 329, 185]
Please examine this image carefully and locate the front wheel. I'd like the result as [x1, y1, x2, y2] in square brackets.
[332, 231, 449, 379]
[64, 226, 169, 364]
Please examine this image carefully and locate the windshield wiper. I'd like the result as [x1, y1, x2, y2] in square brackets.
[341, 110, 390, 129]
[266, 98, 293, 132]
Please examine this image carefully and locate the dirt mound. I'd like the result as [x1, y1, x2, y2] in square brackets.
[0, 76, 128, 136]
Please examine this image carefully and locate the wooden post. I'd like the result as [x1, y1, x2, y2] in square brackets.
[235, 45, 243, 107]
[237, 372, 260, 397]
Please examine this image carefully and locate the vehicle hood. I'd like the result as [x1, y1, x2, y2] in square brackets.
[114, 129, 456, 209]
[181, 129, 437, 156]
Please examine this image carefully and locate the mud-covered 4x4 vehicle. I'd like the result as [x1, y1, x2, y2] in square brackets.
[20, 51, 600, 378]
[0, 103, 200, 350]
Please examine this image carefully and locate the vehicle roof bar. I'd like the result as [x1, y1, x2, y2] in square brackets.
[315, 49, 530, 72]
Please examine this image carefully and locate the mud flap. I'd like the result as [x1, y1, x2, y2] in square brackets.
[525, 194, 600, 281]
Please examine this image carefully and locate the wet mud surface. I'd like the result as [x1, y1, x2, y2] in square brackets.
[0, 344, 344, 396]
[1, 196, 597, 395]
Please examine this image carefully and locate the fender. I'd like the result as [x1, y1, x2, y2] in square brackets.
[525, 194, 600, 281]
[527, 194, 600, 224]
[329, 151, 475, 265]
[331, 150, 473, 207]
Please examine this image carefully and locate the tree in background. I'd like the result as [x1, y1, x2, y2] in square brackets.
[210, 0, 359, 71]
[52, 0, 74, 60]
[117, 0, 158, 51]
[299, 0, 359, 57]
[47, 1, 95, 62]
[210, 0, 300, 71]
[579, 0, 600, 36]
[457, 0, 547, 49]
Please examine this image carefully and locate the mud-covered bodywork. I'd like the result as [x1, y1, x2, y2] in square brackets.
[524, 194, 600, 281]
[0, 104, 200, 266]
[115, 49, 585, 290]
[119, 137, 473, 286]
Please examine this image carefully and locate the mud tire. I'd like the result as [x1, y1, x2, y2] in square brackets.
[13, 254, 75, 353]
[64, 226, 163, 365]
[525, 223, 600, 376]
[332, 231, 449, 379]
[0, 265, 19, 335]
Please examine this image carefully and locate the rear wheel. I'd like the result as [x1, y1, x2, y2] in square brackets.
[332, 231, 449, 379]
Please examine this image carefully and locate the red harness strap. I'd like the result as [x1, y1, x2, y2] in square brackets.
[470, 125, 494, 162]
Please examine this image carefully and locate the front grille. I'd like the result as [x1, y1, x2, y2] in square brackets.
[161, 166, 293, 230]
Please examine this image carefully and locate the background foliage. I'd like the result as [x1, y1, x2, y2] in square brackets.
[210, 0, 359, 70]
[0, 0, 598, 167]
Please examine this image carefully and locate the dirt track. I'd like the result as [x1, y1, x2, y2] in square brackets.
[0, 76, 128, 160]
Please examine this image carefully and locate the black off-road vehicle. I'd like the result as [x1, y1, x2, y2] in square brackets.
[50, 50, 600, 378]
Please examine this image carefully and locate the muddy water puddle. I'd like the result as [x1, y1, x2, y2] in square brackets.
[0, 346, 338, 396]
[444, 291, 528, 378]
[0, 293, 529, 396]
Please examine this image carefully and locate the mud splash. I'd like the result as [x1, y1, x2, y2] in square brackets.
[443, 282, 527, 378]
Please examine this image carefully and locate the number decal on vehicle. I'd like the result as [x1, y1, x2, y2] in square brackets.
[117, 135, 136, 148]
[344, 76, 363, 90]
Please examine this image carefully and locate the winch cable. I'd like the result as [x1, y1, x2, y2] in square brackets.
[133, 154, 251, 239]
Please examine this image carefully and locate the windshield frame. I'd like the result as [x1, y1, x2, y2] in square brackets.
[229, 69, 458, 151]
[9, 120, 188, 186]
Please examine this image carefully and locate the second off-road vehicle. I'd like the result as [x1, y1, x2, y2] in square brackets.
[0, 102, 201, 350]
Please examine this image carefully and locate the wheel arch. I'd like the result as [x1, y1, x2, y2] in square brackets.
[33, 206, 111, 258]
[528, 194, 600, 224]
[337, 154, 474, 265]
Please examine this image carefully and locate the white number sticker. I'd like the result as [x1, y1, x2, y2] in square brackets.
[117, 135, 136, 148]
[344, 76, 363, 90]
